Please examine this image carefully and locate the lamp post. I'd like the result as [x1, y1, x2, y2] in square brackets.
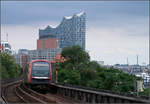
[55, 64, 59, 83]
[134, 78, 138, 96]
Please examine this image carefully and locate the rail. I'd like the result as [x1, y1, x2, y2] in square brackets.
[0, 77, 23, 104]
[20, 83, 56, 103]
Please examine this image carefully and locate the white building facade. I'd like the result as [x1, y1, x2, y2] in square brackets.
[0, 41, 12, 54]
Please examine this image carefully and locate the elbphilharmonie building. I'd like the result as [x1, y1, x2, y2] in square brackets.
[38, 11, 86, 50]
[13, 12, 86, 66]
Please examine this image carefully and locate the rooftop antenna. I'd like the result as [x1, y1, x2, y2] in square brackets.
[127, 57, 129, 65]
[127, 57, 130, 71]
[137, 55, 139, 65]
[6, 33, 8, 42]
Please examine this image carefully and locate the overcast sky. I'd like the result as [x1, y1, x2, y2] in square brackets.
[1, 1, 149, 65]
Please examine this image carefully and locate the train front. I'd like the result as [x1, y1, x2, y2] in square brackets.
[30, 60, 52, 84]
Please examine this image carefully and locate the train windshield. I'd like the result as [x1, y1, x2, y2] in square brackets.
[32, 61, 50, 77]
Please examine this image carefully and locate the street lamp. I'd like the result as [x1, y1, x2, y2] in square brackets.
[55, 64, 59, 83]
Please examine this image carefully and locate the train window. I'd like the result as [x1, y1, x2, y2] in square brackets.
[32, 61, 50, 77]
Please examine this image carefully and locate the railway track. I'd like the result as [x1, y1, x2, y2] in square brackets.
[2, 81, 57, 104]
[1, 80, 23, 103]
[19, 83, 57, 104]
[24, 84, 79, 104]
[1, 80, 79, 104]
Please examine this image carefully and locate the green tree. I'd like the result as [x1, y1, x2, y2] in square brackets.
[57, 45, 139, 93]
[61, 45, 90, 70]
[0, 52, 21, 79]
[58, 68, 81, 85]
[88, 61, 101, 71]
[0, 66, 9, 79]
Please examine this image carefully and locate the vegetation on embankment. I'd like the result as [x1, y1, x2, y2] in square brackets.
[0, 52, 21, 79]
[139, 88, 150, 96]
[57, 45, 143, 94]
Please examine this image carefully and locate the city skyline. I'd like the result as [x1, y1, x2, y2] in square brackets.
[1, 1, 149, 65]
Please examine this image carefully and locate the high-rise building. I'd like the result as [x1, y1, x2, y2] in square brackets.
[37, 29, 58, 50]
[28, 48, 62, 61]
[39, 11, 86, 50]
[13, 48, 62, 68]
[18, 49, 28, 54]
[13, 49, 28, 67]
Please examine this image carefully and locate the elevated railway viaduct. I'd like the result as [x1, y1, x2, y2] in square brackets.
[1, 78, 150, 103]
[52, 83, 150, 103]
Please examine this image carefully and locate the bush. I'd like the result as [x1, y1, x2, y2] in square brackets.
[139, 88, 150, 96]
[0, 52, 21, 79]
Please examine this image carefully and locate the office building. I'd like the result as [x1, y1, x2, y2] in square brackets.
[13, 49, 29, 67]
[13, 48, 62, 68]
[18, 49, 28, 55]
[37, 31, 58, 50]
[28, 48, 62, 61]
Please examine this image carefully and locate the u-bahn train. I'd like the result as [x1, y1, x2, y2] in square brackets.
[23, 60, 56, 86]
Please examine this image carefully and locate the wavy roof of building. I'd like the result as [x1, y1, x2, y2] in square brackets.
[39, 11, 85, 31]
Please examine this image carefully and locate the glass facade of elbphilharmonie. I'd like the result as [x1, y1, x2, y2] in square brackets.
[39, 12, 86, 50]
